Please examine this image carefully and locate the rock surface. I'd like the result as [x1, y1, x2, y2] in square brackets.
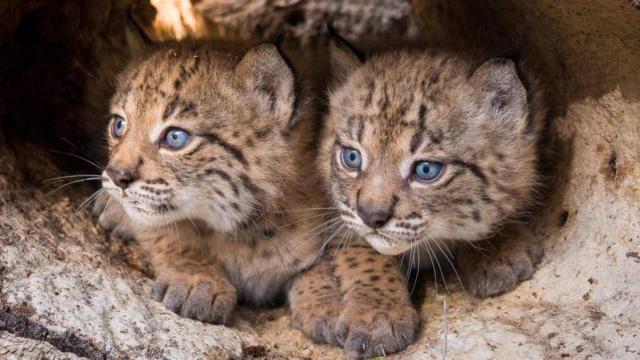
[1, 0, 639, 359]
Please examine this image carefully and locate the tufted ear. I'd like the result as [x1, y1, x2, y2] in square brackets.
[235, 43, 296, 129]
[328, 25, 364, 85]
[471, 58, 529, 133]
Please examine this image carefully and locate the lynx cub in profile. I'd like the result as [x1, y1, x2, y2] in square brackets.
[323, 36, 545, 298]
[96, 41, 417, 359]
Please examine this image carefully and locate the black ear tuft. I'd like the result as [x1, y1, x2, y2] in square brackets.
[327, 24, 364, 84]
[235, 43, 296, 129]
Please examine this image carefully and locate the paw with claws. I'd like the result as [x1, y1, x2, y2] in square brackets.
[291, 301, 342, 345]
[335, 302, 419, 358]
[150, 272, 237, 324]
[459, 225, 544, 298]
[289, 262, 343, 345]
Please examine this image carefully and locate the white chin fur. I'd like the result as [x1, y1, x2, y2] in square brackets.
[123, 206, 172, 227]
[365, 234, 415, 256]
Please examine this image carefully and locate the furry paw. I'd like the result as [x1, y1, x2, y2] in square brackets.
[150, 274, 237, 324]
[462, 229, 543, 298]
[291, 301, 342, 345]
[92, 194, 136, 242]
[334, 303, 419, 358]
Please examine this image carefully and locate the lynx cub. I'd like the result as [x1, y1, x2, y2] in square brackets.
[322, 36, 546, 298]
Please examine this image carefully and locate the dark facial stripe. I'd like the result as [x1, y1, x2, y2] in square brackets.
[201, 133, 248, 166]
[418, 104, 427, 122]
[451, 160, 489, 184]
[409, 104, 430, 153]
[178, 101, 197, 117]
[379, 84, 390, 113]
[429, 131, 442, 145]
[163, 95, 180, 120]
[174, 57, 201, 91]
[437, 168, 464, 189]
[409, 131, 423, 154]
[205, 168, 239, 195]
[363, 79, 375, 108]
[239, 174, 262, 197]
[186, 141, 206, 156]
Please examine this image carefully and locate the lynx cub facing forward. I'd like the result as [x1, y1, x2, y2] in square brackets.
[96, 41, 417, 359]
[323, 37, 546, 298]
[96, 42, 333, 322]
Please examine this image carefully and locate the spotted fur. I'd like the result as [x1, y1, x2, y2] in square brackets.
[97, 42, 329, 321]
[322, 37, 546, 300]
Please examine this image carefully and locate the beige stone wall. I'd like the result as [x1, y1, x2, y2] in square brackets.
[1, 1, 638, 358]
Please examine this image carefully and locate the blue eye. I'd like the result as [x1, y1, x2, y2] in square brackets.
[414, 161, 444, 182]
[163, 128, 191, 150]
[341, 147, 362, 170]
[111, 115, 126, 138]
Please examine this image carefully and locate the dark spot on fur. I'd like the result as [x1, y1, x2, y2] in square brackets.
[481, 193, 493, 204]
[491, 89, 511, 111]
[254, 128, 271, 139]
[607, 152, 617, 176]
[146, 178, 168, 185]
[263, 228, 275, 238]
[472, 210, 481, 222]
[559, 210, 569, 227]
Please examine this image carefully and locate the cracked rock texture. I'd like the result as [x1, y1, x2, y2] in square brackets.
[1, 0, 639, 359]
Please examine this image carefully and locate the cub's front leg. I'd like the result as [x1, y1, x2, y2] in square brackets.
[289, 255, 343, 345]
[332, 239, 419, 358]
[141, 226, 237, 324]
[94, 195, 236, 323]
[457, 224, 544, 298]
